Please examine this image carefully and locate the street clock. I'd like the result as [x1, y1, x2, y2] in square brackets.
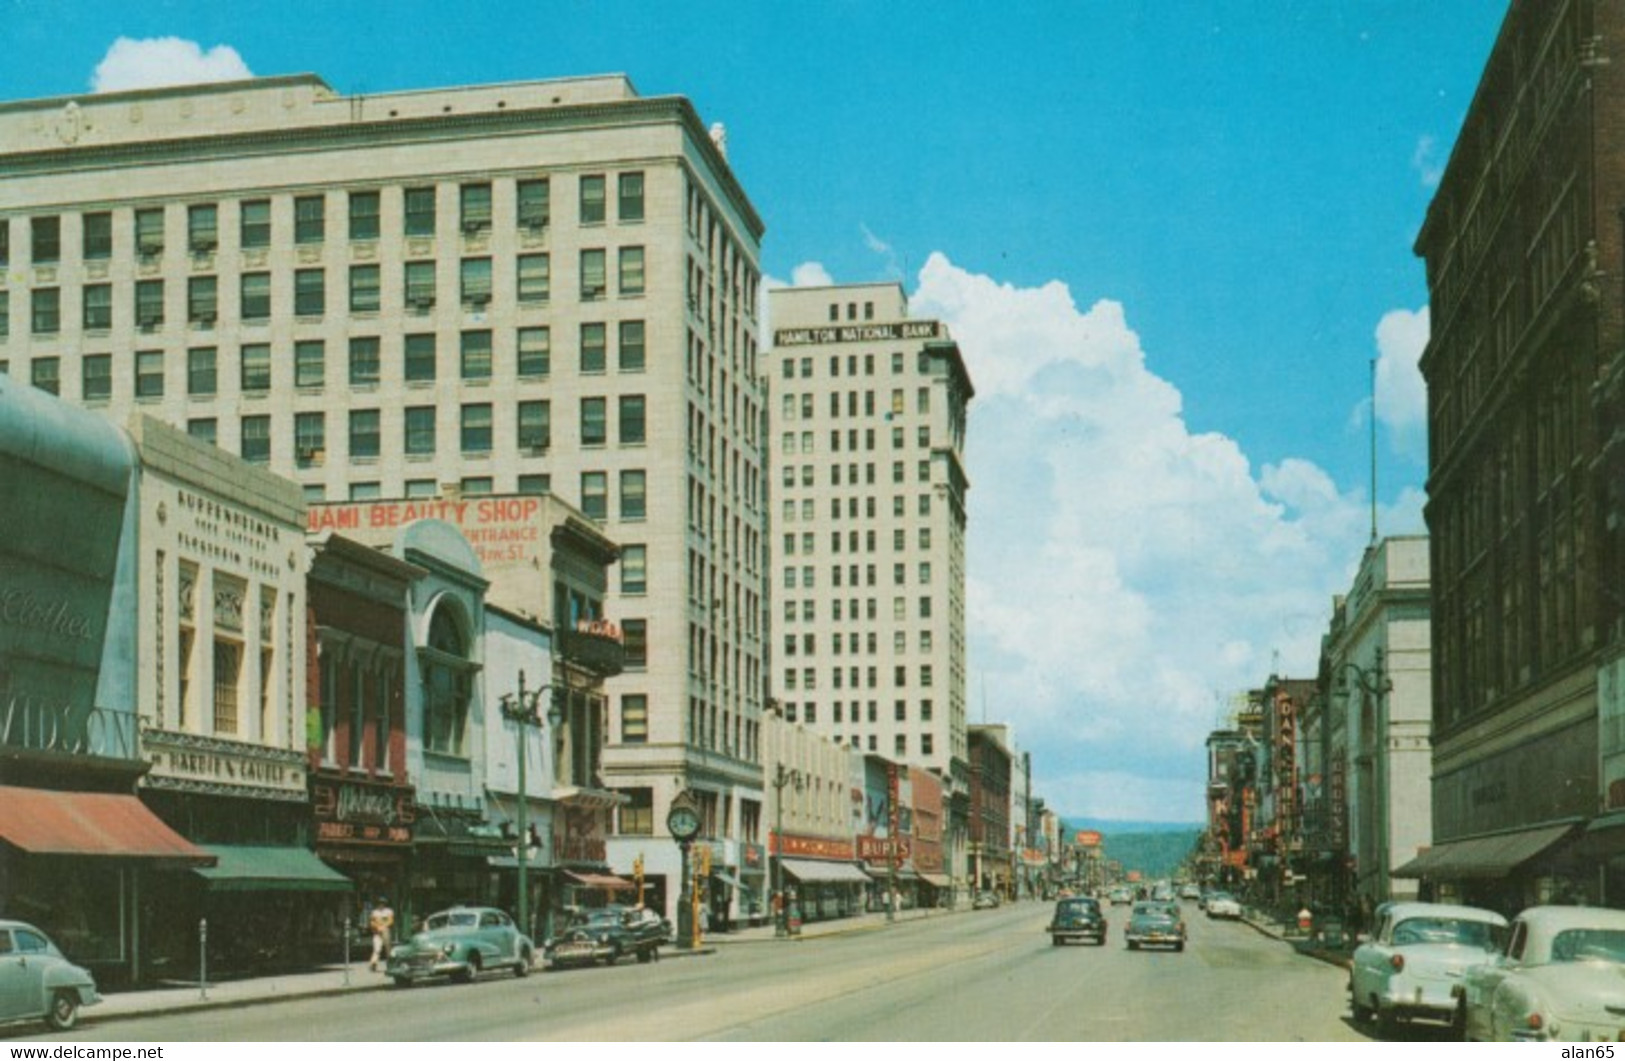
[667, 792, 702, 842]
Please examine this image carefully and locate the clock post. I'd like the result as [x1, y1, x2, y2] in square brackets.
[667, 790, 702, 951]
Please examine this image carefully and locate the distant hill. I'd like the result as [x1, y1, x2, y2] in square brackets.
[1065, 818, 1202, 835]
[1063, 820, 1203, 881]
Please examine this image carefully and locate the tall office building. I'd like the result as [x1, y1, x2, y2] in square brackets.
[0, 73, 769, 918]
[766, 283, 973, 830]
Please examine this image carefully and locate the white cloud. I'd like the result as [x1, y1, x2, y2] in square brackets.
[91, 37, 251, 94]
[790, 262, 833, 288]
[910, 253, 1376, 821]
[1373, 306, 1429, 461]
[1412, 135, 1444, 188]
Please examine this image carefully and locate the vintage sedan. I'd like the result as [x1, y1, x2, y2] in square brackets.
[1205, 892, 1243, 919]
[1458, 905, 1625, 1042]
[1348, 901, 1505, 1033]
[1125, 901, 1186, 951]
[1047, 896, 1107, 946]
[544, 905, 669, 968]
[0, 920, 101, 1032]
[385, 906, 533, 986]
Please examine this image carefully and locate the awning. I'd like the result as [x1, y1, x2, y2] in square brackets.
[862, 865, 920, 882]
[779, 858, 871, 884]
[1393, 822, 1578, 880]
[194, 845, 353, 893]
[0, 785, 213, 864]
[413, 811, 511, 858]
[564, 870, 635, 891]
[919, 873, 952, 889]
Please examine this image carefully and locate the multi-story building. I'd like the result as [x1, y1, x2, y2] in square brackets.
[1416, 0, 1619, 910]
[0, 72, 768, 924]
[766, 282, 974, 888]
[967, 723, 1013, 896]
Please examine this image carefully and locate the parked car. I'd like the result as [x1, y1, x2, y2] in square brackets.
[0, 921, 100, 1032]
[1457, 905, 1625, 1042]
[1205, 892, 1243, 920]
[1125, 901, 1186, 951]
[1348, 901, 1506, 1034]
[1107, 887, 1134, 906]
[1047, 896, 1107, 946]
[1178, 883, 1202, 901]
[544, 905, 669, 968]
[385, 906, 533, 986]
[972, 891, 1002, 910]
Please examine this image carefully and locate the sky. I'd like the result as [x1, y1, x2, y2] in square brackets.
[1, 2, 1512, 824]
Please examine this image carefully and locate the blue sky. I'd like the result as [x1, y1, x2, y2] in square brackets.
[2, 2, 1509, 823]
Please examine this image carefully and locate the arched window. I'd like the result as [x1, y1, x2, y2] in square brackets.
[422, 605, 474, 757]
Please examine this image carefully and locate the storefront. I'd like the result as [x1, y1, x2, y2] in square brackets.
[312, 772, 414, 946]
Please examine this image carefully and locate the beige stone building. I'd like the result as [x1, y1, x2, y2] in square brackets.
[0, 72, 768, 921]
[766, 282, 973, 872]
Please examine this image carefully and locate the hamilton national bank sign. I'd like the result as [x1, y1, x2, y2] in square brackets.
[772, 321, 942, 347]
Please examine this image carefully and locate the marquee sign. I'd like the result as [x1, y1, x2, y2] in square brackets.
[313, 775, 415, 847]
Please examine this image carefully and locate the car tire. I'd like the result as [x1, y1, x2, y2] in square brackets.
[637, 945, 654, 963]
[392, 975, 413, 988]
[1052, 936, 1063, 947]
[1451, 1000, 1467, 1041]
[46, 990, 78, 1032]
[456, 953, 481, 984]
[1175, 941, 1184, 952]
[1376, 1004, 1399, 1038]
[515, 947, 532, 977]
[1127, 940, 1139, 950]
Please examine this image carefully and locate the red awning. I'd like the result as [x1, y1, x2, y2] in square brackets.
[0, 785, 214, 863]
[564, 870, 635, 890]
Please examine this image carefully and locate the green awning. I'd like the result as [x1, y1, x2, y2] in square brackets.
[195, 844, 354, 893]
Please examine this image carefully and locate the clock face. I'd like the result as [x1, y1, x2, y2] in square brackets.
[668, 806, 701, 840]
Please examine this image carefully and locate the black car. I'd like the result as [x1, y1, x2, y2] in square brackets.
[1048, 896, 1107, 946]
[544, 905, 670, 968]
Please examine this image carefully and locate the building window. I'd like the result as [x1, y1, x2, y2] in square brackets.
[241, 415, 270, 463]
[349, 409, 380, 459]
[622, 620, 647, 668]
[188, 347, 217, 396]
[405, 406, 436, 456]
[620, 469, 646, 520]
[82, 354, 112, 401]
[134, 208, 164, 257]
[517, 474, 550, 495]
[294, 195, 325, 244]
[580, 175, 606, 224]
[580, 249, 606, 300]
[188, 418, 217, 445]
[405, 334, 436, 382]
[581, 322, 606, 373]
[460, 183, 492, 234]
[620, 696, 648, 745]
[294, 268, 325, 317]
[619, 786, 653, 832]
[460, 257, 492, 307]
[619, 320, 646, 372]
[31, 289, 59, 334]
[349, 191, 380, 241]
[240, 200, 271, 248]
[188, 204, 218, 252]
[517, 254, 550, 303]
[518, 327, 550, 378]
[619, 395, 646, 444]
[349, 265, 380, 313]
[922, 733, 934, 756]
[349, 337, 380, 386]
[581, 397, 607, 446]
[581, 471, 608, 520]
[461, 403, 493, 454]
[240, 273, 271, 320]
[213, 639, 241, 735]
[31, 217, 60, 264]
[423, 607, 473, 757]
[618, 246, 645, 295]
[240, 344, 271, 393]
[405, 479, 437, 498]
[83, 284, 112, 330]
[618, 172, 644, 222]
[83, 213, 112, 260]
[30, 358, 59, 395]
[295, 341, 325, 388]
[188, 276, 218, 324]
[517, 400, 550, 452]
[621, 544, 647, 594]
[404, 261, 436, 310]
[460, 330, 492, 380]
[135, 350, 164, 399]
[517, 179, 550, 230]
[295, 412, 325, 462]
[135, 280, 164, 328]
[404, 187, 436, 237]
[460, 476, 492, 496]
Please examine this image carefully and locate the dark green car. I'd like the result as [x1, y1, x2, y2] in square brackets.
[1048, 896, 1107, 946]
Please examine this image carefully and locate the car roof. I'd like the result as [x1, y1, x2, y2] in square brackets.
[1385, 901, 1506, 925]
[1513, 905, 1625, 932]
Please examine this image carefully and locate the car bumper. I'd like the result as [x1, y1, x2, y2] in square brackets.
[1051, 928, 1105, 941]
[545, 940, 610, 967]
[386, 955, 470, 981]
[1127, 932, 1184, 946]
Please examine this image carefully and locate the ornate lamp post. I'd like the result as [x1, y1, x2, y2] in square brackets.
[1335, 648, 1393, 909]
[771, 764, 803, 938]
[500, 669, 555, 942]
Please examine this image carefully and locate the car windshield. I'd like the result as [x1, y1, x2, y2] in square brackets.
[425, 911, 479, 930]
[1133, 903, 1178, 919]
[1058, 899, 1099, 914]
[1550, 928, 1625, 964]
[1390, 916, 1501, 948]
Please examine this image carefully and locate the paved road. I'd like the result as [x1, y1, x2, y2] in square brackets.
[26, 902, 1377, 1041]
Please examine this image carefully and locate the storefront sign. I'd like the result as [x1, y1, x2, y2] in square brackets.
[313, 775, 415, 846]
[858, 835, 911, 863]
[778, 834, 854, 860]
[773, 321, 941, 347]
[307, 496, 545, 568]
[143, 729, 307, 797]
[0, 693, 136, 758]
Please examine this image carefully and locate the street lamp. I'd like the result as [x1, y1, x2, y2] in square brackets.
[1334, 648, 1392, 909]
[771, 764, 803, 938]
[500, 669, 556, 942]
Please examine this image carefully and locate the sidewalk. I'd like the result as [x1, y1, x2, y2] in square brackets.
[1239, 906, 1355, 970]
[80, 904, 957, 1028]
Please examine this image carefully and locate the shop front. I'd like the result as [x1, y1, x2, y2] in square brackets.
[777, 834, 866, 923]
[312, 772, 414, 947]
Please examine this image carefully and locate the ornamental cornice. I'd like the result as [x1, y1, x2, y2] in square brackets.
[140, 725, 305, 765]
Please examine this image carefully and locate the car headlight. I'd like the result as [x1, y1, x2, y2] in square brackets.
[442, 943, 459, 958]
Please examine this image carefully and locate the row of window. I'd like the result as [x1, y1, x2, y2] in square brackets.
[11, 248, 644, 335]
[782, 527, 933, 557]
[782, 630, 935, 656]
[782, 426, 934, 454]
[779, 388, 933, 421]
[780, 460, 934, 488]
[781, 349, 933, 379]
[779, 596, 934, 624]
[784, 563, 933, 588]
[783, 664, 935, 692]
[781, 494, 934, 522]
[785, 699, 936, 724]
[0, 174, 646, 265]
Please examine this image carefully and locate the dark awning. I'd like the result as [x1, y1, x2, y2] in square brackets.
[195, 845, 353, 893]
[564, 870, 635, 891]
[1393, 822, 1577, 880]
[0, 785, 213, 864]
[413, 811, 511, 858]
[779, 858, 871, 884]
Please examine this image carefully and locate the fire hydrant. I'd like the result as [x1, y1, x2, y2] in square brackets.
[1298, 907, 1313, 934]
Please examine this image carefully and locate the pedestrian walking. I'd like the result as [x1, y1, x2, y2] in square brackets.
[368, 896, 395, 972]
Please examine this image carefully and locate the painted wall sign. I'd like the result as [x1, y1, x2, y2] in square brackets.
[772, 321, 941, 347]
[144, 728, 307, 796]
[312, 775, 415, 846]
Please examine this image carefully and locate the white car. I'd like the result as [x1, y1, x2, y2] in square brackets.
[0, 921, 101, 1032]
[1348, 901, 1505, 1033]
[1458, 905, 1625, 1042]
[1205, 892, 1242, 919]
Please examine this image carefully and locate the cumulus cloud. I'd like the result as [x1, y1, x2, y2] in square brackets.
[1373, 306, 1429, 460]
[910, 253, 1376, 820]
[91, 37, 251, 94]
[790, 262, 833, 288]
[1412, 135, 1444, 188]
